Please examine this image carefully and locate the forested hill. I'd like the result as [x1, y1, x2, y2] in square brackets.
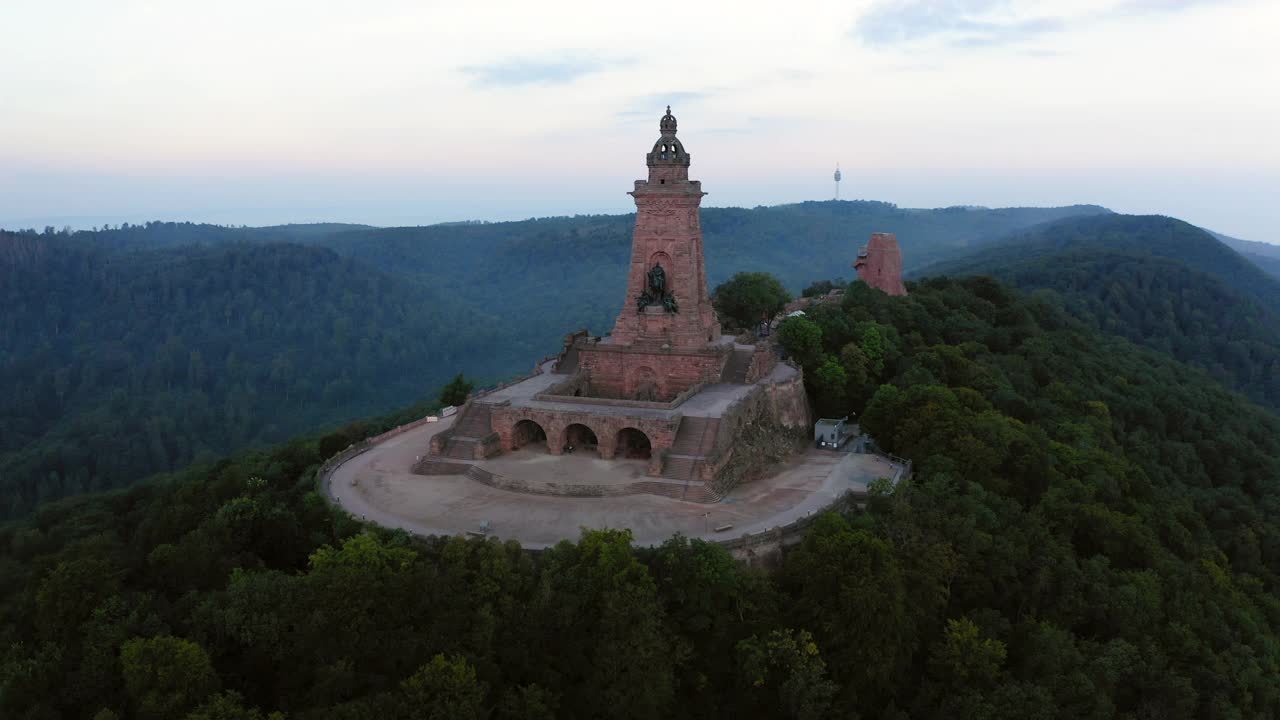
[0, 233, 512, 518]
[3, 276, 1279, 718]
[919, 214, 1280, 411]
[0, 202, 1111, 518]
[16, 221, 377, 252]
[290, 201, 1111, 358]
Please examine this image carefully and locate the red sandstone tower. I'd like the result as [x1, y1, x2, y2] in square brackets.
[853, 232, 908, 296]
[428, 107, 806, 482]
[610, 106, 722, 347]
[573, 107, 731, 401]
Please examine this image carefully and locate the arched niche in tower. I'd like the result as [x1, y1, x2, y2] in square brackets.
[648, 251, 672, 270]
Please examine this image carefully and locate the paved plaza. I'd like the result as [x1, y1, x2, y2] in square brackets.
[325, 416, 897, 549]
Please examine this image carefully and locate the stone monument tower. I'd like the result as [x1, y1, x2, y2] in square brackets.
[428, 107, 809, 491]
[610, 106, 722, 347]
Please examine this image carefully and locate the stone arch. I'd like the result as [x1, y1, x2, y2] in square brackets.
[648, 250, 672, 273]
[512, 419, 548, 452]
[615, 427, 652, 460]
[562, 423, 599, 456]
[628, 365, 660, 401]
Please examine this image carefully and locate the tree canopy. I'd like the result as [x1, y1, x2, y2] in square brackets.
[712, 272, 792, 331]
[3, 274, 1279, 718]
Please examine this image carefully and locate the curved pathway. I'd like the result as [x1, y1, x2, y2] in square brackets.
[325, 415, 895, 549]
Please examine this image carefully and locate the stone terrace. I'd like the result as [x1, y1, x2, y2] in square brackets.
[326, 416, 899, 550]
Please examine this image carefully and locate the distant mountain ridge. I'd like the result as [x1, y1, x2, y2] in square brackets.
[0, 201, 1114, 516]
[921, 214, 1280, 410]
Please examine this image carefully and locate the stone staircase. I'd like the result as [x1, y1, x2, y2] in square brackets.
[661, 456, 698, 481]
[557, 345, 580, 374]
[669, 416, 719, 456]
[720, 348, 753, 384]
[662, 416, 721, 481]
[437, 403, 494, 460]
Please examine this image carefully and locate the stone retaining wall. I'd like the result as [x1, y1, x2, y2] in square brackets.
[535, 378, 706, 410]
[465, 465, 630, 498]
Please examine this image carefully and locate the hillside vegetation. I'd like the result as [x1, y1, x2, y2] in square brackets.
[0, 202, 1108, 517]
[0, 234, 510, 519]
[3, 276, 1279, 719]
[919, 215, 1280, 411]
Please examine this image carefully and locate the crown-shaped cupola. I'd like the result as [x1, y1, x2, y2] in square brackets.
[645, 106, 691, 184]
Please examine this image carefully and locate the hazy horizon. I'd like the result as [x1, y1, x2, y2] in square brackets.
[3, 0, 1277, 242]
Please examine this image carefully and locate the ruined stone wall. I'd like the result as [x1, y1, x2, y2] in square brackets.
[744, 341, 780, 384]
[853, 232, 907, 296]
[766, 370, 812, 428]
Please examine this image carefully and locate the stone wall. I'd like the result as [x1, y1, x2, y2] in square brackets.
[466, 465, 629, 498]
[577, 341, 727, 400]
[671, 366, 810, 484]
[536, 374, 707, 411]
[744, 340, 780, 384]
[765, 369, 812, 428]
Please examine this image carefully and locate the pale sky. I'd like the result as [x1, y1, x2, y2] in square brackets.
[1, 0, 1277, 241]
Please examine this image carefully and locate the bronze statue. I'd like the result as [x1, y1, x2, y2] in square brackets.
[647, 264, 666, 294]
[637, 262, 678, 313]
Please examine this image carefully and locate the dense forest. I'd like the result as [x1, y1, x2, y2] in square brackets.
[0, 232, 512, 519]
[0, 203, 1115, 518]
[3, 274, 1279, 718]
[919, 215, 1280, 411]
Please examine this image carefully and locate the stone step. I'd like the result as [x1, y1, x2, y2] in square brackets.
[669, 416, 720, 459]
[696, 418, 720, 456]
[630, 480, 720, 504]
[453, 403, 494, 439]
[441, 437, 477, 460]
[413, 459, 472, 475]
[720, 348, 753, 384]
[669, 416, 711, 455]
[557, 346, 580, 374]
[662, 455, 698, 481]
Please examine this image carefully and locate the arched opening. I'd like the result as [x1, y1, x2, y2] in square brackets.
[562, 423, 599, 455]
[615, 427, 652, 460]
[512, 419, 548, 452]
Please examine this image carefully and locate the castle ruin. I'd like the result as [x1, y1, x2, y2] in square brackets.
[853, 232, 907, 296]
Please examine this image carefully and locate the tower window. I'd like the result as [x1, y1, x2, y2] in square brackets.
[660, 179, 665, 184]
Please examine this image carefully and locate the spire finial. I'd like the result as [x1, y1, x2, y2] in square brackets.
[660, 105, 677, 134]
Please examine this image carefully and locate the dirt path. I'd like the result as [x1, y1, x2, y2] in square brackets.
[324, 416, 895, 549]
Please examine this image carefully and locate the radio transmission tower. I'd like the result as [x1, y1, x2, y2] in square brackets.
[833, 163, 842, 200]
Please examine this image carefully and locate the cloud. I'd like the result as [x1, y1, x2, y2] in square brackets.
[853, 0, 1065, 48]
[852, 0, 1234, 49]
[460, 54, 629, 87]
[1116, 0, 1228, 12]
